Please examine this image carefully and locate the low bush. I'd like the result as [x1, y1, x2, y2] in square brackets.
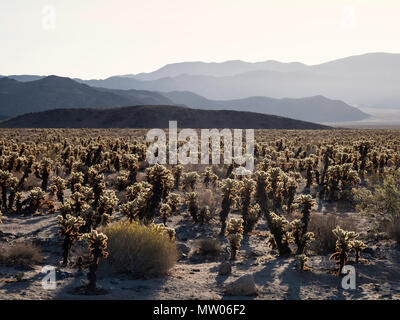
[0, 242, 43, 266]
[101, 220, 177, 277]
[308, 213, 357, 254]
[194, 238, 222, 256]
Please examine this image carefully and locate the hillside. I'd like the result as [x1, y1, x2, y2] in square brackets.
[0, 76, 172, 117]
[0, 105, 330, 129]
[162, 91, 369, 123]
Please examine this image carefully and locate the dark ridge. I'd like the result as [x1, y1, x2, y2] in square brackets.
[0, 105, 331, 129]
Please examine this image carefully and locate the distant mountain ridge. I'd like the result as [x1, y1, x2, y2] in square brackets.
[0, 105, 331, 129]
[0, 75, 369, 123]
[121, 60, 308, 80]
[161, 91, 369, 123]
[0, 76, 172, 117]
[0, 75, 368, 123]
[74, 52, 400, 108]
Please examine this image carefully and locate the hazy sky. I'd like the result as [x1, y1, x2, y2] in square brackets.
[1, 0, 399, 79]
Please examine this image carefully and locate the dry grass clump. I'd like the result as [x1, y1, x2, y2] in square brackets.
[194, 238, 222, 256]
[0, 242, 43, 266]
[308, 213, 357, 254]
[101, 221, 177, 277]
[385, 218, 400, 243]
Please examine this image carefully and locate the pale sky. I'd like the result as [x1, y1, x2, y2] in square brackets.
[1, 0, 399, 79]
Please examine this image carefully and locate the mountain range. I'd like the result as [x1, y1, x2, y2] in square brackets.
[0, 105, 330, 129]
[69, 52, 400, 109]
[0, 75, 368, 123]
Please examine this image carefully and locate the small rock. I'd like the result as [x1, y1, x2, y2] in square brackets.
[218, 262, 232, 276]
[176, 243, 190, 259]
[225, 274, 258, 296]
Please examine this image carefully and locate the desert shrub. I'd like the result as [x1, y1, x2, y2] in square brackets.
[308, 213, 357, 254]
[385, 218, 400, 243]
[0, 242, 43, 266]
[101, 221, 177, 277]
[195, 238, 222, 256]
[353, 169, 400, 241]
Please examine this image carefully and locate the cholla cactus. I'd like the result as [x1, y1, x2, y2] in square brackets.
[145, 164, 174, 220]
[352, 240, 367, 264]
[82, 230, 108, 292]
[225, 218, 244, 260]
[88, 171, 106, 209]
[295, 254, 311, 271]
[34, 157, 53, 191]
[152, 223, 176, 241]
[202, 167, 218, 187]
[182, 171, 200, 191]
[0, 170, 12, 211]
[218, 178, 239, 236]
[160, 203, 171, 226]
[126, 181, 152, 201]
[68, 171, 84, 193]
[238, 178, 256, 234]
[49, 176, 66, 203]
[185, 192, 200, 222]
[329, 227, 359, 275]
[198, 205, 211, 225]
[166, 193, 181, 215]
[57, 214, 85, 266]
[96, 190, 118, 227]
[27, 187, 45, 214]
[292, 194, 316, 254]
[244, 204, 262, 234]
[116, 170, 130, 190]
[121, 154, 139, 184]
[172, 165, 183, 190]
[267, 212, 293, 256]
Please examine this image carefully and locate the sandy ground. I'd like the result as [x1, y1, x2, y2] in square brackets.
[1, 211, 400, 300]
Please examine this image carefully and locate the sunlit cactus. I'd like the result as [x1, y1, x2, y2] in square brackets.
[292, 194, 316, 254]
[57, 214, 85, 266]
[198, 205, 211, 225]
[267, 212, 293, 256]
[121, 154, 139, 184]
[329, 226, 359, 275]
[245, 204, 262, 234]
[116, 170, 130, 190]
[238, 177, 256, 234]
[34, 157, 53, 191]
[160, 203, 172, 226]
[126, 181, 153, 201]
[185, 192, 200, 223]
[218, 178, 239, 236]
[96, 190, 118, 227]
[172, 164, 183, 190]
[82, 230, 108, 292]
[0, 170, 12, 211]
[225, 218, 244, 260]
[145, 164, 174, 220]
[27, 187, 46, 214]
[166, 192, 181, 215]
[68, 171, 84, 193]
[295, 254, 311, 271]
[202, 167, 218, 187]
[352, 240, 367, 264]
[182, 171, 200, 191]
[49, 176, 66, 203]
